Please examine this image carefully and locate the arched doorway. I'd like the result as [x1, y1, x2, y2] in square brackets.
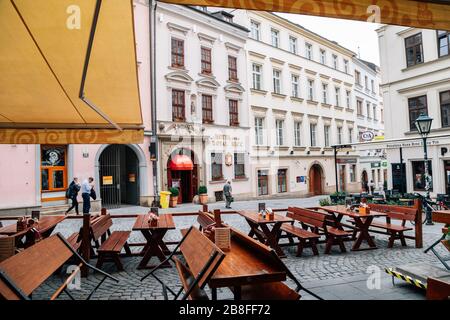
[361, 170, 368, 192]
[309, 164, 323, 195]
[167, 148, 198, 203]
[99, 145, 140, 208]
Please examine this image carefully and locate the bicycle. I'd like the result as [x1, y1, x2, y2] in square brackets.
[410, 193, 440, 225]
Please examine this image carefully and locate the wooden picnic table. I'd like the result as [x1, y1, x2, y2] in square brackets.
[316, 206, 387, 251]
[237, 210, 293, 257]
[0, 215, 65, 248]
[132, 213, 175, 269]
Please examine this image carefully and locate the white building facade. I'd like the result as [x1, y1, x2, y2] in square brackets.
[378, 25, 450, 196]
[154, 4, 252, 203]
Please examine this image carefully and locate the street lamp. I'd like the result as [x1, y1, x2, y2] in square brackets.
[414, 113, 434, 225]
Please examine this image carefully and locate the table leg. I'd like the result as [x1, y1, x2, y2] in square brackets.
[138, 230, 171, 269]
[211, 288, 217, 300]
[260, 223, 285, 258]
[352, 217, 377, 251]
[246, 219, 266, 243]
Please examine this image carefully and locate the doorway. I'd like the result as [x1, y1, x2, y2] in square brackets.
[99, 145, 139, 208]
[309, 164, 323, 195]
[167, 149, 198, 203]
[444, 160, 450, 195]
[339, 165, 346, 192]
[361, 170, 368, 192]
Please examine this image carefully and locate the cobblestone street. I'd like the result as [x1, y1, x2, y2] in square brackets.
[18, 196, 448, 300]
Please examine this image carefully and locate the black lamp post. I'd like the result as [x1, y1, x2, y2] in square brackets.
[414, 113, 434, 225]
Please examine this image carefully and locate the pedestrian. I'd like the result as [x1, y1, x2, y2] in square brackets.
[223, 181, 233, 209]
[368, 180, 375, 195]
[81, 177, 95, 214]
[66, 177, 81, 215]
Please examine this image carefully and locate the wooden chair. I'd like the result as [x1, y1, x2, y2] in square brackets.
[0, 233, 118, 300]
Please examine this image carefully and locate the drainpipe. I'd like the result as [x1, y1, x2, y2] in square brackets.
[150, 0, 159, 204]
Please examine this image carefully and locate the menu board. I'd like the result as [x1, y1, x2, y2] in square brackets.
[215, 227, 231, 252]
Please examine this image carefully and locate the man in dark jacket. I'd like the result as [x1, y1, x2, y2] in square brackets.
[223, 181, 233, 209]
[66, 177, 81, 215]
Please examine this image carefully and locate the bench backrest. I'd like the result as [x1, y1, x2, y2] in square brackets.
[179, 227, 225, 289]
[90, 214, 113, 240]
[368, 204, 417, 222]
[426, 277, 450, 300]
[288, 207, 326, 228]
[0, 234, 73, 299]
[0, 236, 15, 263]
[197, 211, 215, 230]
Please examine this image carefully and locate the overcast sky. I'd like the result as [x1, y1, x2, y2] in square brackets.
[276, 13, 381, 66]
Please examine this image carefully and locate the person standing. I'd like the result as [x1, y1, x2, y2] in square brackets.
[66, 177, 81, 215]
[223, 181, 233, 209]
[368, 179, 375, 195]
[81, 177, 94, 214]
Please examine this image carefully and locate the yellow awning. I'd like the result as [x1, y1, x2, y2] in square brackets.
[0, 0, 143, 144]
[161, 0, 450, 31]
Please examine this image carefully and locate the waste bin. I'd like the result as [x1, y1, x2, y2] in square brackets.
[159, 191, 171, 209]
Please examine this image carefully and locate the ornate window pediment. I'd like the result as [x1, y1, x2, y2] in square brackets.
[165, 71, 193, 84]
[224, 83, 245, 94]
[196, 77, 220, 89]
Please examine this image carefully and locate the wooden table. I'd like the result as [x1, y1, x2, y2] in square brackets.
[237, 210, 292, 257]
[0, 216, 66, 248]
[132, 213, 175, 269]
[317, 206, 387, 251]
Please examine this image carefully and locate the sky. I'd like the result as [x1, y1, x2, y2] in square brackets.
[276, 13, 382, 66]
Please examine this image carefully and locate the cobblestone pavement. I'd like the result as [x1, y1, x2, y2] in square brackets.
[6, 196, 448, 300]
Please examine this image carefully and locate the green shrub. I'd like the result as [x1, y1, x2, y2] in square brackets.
[198, 185, 207, 194]
[319, 197, 331, 206]
[169, 187, 179, 197]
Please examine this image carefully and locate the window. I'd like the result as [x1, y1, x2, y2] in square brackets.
[412, 160, 433, 191]
[337, 127, 343, 144]
[211, 153, 223, 181]
[228, 56, 238, 81]
[344, 59, 349, 73]
[252, 64, 262, 90]
[332, 54, 338, 70]
[310, 123, 317, 146]
[366, 102, 371, 118]
[357, 100, 363, 116]
[348, 128, 353, 143]
[291, 74, 299, 97]
[201, 47, 211, 74]
[322, 83, 328, 104]
[335, 87, 340, 106]
[250, 20, 261, 40]
[440, 90, 450, 127]
[257, 170, 269, 195]
[171, 38, 184, 67]
[371, 79, 375, 93]
[305, 43, 313, 60]
[324, 125, 330, 147]
[271, 28, 279, 47]
[346, 90, 351, 108]
[273, 69, 281, 94]
[408, 95, 428, 130]
[307, 79, 315, 101]
[437, 30, 450, 57]
[172, 89, 185, 121]
[381, 109, 384, 122]
[234, 153, 245, 178]
[277, 169, 287, 193]
[255, 117, 264, 145]
[289, 36, 297, 54]
[373, 105, 377, 120]
[229, 99, 239, 126]
[350, 164, 356, 182]
[294, 122, 302, 146]
[355, 70, 361, 86]
[320, 49, 326, 64]
[405, 33, 424, 67]
[41, 145, 67, 192]
[364, 75, 369, 89]
[202, 94, 213, 123]
[276, 119, 284, 146]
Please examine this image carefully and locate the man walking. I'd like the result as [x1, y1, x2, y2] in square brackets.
[66, 177, 80, 215]
[223, 181, 233, 209]
[81, 177, 94, 214]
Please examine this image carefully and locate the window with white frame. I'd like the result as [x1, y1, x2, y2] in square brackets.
[366, 102, 371, 118]
[291, 74, 299, 98]
[271, 28, 280, 47]
[322, 83, 328, 104]
[252, 63, 262, 90]
[308, 79, 315, 100]
[324, 125, 330, 147]
[365, 75, 369, 89]
[346, 90, 351, 108]
[357, 99, 363, 115]
[310, 123, 317, 146]
[250, 20, 261, 40]
[320, 49, 326, 64]
[348, 128, 353, 143]
[294, 121, 302, 146]
[373, 105, 377, 120]
[305, 43, 313, 60]
[337, 126, 343, 144]
[273, 69, 281, 94]
[276, 119, 284, 146]
[255, 117, 264, 145]
[344, 59, 349, 73]
[335, 87, 340, 107]
[289, 36, 297, 54]
[371, 79, 375, 93]
[332, 54, 338, 70]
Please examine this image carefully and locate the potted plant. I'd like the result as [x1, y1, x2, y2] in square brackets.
[198, 186, 208, 205]
[169, 187, 179, 207]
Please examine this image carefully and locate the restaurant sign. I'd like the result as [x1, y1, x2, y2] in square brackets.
[336, 158, 357, 164]
[210, 134, 243, 147]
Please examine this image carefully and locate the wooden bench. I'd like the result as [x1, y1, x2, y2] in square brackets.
[366, 204, 416, 248]
[0, 233, 118, 300]
[66, 232, 81, 251]
[279, 210, 321, 257]
[197, 211, 216, 231]
[426, 277, 450, 300]
[286, 207, 352, 254]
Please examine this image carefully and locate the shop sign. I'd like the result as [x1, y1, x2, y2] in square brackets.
[371, 162, 381, 168]
[381, 160, 388, 168]
[336, 158, 357, 164]
[210, 134, 243, 147]
[360, 131, 374, 142]
[102, 176, 113, 185]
